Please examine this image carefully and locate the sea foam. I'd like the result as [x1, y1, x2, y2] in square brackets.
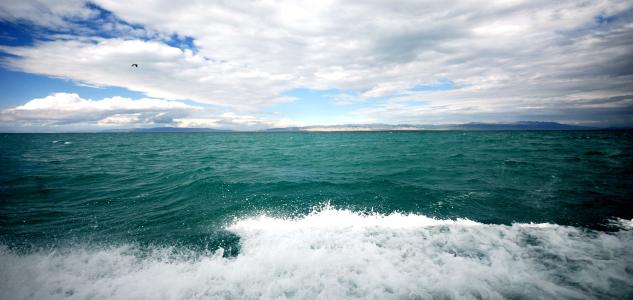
[1, 206, 632, 299]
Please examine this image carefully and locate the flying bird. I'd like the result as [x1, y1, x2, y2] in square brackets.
[131, 64, 138, 67]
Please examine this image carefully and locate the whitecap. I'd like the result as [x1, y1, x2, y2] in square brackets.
[1, 206, 632, 299]
[608, 218, 633, 230]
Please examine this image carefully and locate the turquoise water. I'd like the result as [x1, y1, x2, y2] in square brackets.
[1, 131, 632, 299]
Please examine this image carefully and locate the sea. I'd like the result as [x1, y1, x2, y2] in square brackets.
[1, 131, 632, 299]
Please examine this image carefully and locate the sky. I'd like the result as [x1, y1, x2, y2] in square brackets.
[0, 0, 632, 131]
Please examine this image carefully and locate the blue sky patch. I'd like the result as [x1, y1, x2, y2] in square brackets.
[409, 80, 455, 92]
[269, 88, 372, 124]
[594, 15, 616, 25]
[0, 21, 37, 47]
[0, 68, 145, 108]
[165, 34, 198, 53]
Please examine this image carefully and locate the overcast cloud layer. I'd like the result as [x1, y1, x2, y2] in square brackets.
[1, 0, 632, 130]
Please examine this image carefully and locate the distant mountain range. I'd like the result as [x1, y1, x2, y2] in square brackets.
[265, 121, 595, 132]
[120, 122, 601, 133]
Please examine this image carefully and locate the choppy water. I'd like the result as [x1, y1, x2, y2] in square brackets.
[1, 131, 632, 299]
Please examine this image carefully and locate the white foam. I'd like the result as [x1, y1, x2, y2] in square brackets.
[2, 207, 632, 299]
[609, 218, 633, 230]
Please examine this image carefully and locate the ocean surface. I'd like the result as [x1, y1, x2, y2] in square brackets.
[1, 131, 632, 299]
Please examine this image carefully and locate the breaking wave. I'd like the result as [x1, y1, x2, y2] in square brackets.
[2, 206, 632, 299]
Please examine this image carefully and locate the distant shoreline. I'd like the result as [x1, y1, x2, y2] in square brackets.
[1, 128, 631, 134]
[2, 121, 631, 133]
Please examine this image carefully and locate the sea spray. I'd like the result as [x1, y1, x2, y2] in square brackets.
[2, 207, 632, 299]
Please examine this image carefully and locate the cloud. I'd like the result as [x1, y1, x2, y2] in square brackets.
[350, 92, 633, 126]
[0, 92, 302, 131]
[0, 92, 198, 126]
[0, 39, 294, 108]
[173, 114, 301, 130]
[0, 0, 95, 28]
[1, 0, 632, 126]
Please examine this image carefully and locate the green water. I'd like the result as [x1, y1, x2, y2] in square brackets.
[1, 131, 632, 299]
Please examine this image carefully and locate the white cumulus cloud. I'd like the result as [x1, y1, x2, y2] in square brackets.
[0, 93, 302, 131]
[0, 92, 198, 126]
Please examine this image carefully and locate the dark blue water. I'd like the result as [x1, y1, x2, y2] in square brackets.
[1, 131, 632, 299]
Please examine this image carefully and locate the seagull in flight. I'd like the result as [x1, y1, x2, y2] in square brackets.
[131, 64, 138, 67]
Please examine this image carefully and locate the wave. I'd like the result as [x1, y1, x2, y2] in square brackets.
[2, 206, 632, 299]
